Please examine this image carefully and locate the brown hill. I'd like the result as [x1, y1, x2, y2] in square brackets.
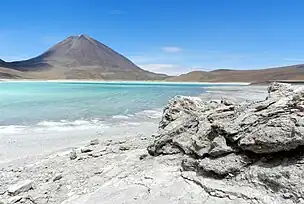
[1, 35, 167, 80]
[168, 64, 304, 83]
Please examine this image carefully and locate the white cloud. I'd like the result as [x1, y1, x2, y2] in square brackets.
[0, 55, 29, 62]
[139, 63, 198, 76]
[161, 46, 183, 53]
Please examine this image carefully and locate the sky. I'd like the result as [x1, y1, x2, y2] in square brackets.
[1, 0, 304, 75]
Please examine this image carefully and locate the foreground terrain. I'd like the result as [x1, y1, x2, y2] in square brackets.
[1, 83, 304, 204]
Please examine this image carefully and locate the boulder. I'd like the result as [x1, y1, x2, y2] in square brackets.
[148, 83, 304, 179]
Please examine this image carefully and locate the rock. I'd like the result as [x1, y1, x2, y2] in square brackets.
[88, 151, 103, 157]
[69, 150, 77, 160]
[149, 82, 304, 162]
[118, 140, 127, 144]
[89, 139, 99, 146]
[139, 154, 148, 160]
[282, 193, 292, 199]
[8, 196, 22, 203]
[181, 157, 198, 171]
[7, 180, 34, 196]
[158, 96, 204, 130]
[198, 153, 251, 176]
[119, 146, 130, 151]
[208, 136, 234, 157]
[81, 147, 93, 153]
[53, 173, 63, 182]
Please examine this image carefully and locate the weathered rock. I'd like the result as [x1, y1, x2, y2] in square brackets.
[208, 136, 234, 157]
[198, 153, 251, 176]
[148, 82, 304, 161]
[7, 180, 33, 196]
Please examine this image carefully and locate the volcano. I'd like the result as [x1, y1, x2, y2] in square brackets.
[2, 34, 167, 80]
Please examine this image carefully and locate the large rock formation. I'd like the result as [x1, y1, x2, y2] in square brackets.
[148, 83, 304, 202]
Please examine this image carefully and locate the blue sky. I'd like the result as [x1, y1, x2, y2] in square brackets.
[1, 0, 304, 75]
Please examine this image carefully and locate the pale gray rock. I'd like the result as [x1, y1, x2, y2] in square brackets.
[208, 136, 234, 157]
[7, 180, 33, 196]
[198, 153, 251, 176]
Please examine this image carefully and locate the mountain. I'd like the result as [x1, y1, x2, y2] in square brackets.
[1, 35, 167, 80]
[168, 64, 304, 83]
[0, 59, 7, 67]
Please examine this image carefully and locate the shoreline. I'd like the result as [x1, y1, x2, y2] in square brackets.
[0, 79, 250, 85]
[0, 85, 267, 164]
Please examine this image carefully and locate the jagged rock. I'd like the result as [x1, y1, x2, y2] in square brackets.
[208, 136, 234, 157]
[236, 84, 304, 153]
[148, 83, 304, 182]
[198, 153, 251, 176]
[7, 180, 33, 196]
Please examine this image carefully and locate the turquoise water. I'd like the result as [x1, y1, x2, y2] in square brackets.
[0, 82, 237, 128]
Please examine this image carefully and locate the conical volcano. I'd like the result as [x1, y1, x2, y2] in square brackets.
[4, 34, 167, 80]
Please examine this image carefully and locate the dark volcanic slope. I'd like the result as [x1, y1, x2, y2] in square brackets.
[3, 35, 166, 80]
[0, 59, 7, 67]
[168, 64, 304, 83]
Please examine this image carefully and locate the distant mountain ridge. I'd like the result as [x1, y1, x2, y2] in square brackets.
[1, 35, 304, 82]
[168, 64, 304, 83]
[0, 34, 167, 80]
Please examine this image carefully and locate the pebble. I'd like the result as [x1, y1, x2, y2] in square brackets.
[53, 174, 63, 182]
[119, 146, 130, 151]
[81, 147, 93, 153]
[69, 150, 77, 160]
[139, 154, 148, 160]
[90, 139, 99, 146]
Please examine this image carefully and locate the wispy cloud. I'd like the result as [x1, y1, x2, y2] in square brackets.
[0, 55, 29, 62]
[139, 63, 199, 76]
[283, 58, 304, 62]
[161, 46, 183, 53]
[108, 10, 124, 15]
